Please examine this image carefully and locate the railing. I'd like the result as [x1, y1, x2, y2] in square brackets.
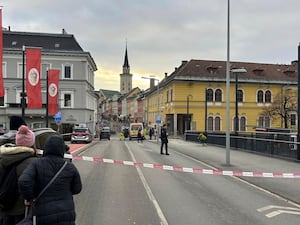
[184, 130, 298, 160]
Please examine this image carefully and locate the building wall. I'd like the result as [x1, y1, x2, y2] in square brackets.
[1, 48, 97, 133]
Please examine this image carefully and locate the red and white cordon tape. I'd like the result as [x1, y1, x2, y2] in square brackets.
[36, 150, 300, 179]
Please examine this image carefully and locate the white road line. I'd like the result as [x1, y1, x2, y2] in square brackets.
[125, 142, 169, 225]
[266, 210, 300, 218]
[257, 205, 300, 212]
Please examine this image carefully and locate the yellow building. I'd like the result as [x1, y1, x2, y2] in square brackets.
[143, 59, 298, 136]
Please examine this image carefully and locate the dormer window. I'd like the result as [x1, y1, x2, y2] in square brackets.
[283, 69, 296, 77]
[206, 65, 218, 74]
[253, 68, 264, 76]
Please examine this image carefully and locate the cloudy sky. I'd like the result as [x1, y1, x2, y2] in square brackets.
[2, 0, 300, 91]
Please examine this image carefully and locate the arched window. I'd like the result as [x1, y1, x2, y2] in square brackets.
[215, 89, 222, 102]
[258, 116, 270, 127]
[257, 90, 263, 103]
[207, 89, 213, 102]
[237, 90, 243, 103]
[240, 116, 246, 131]
[265, 90, 271, 103]
[207, 116, 213, 131]
[215, 116, 221, 131]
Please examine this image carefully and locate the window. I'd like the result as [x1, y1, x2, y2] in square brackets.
[215, 116, 221, 131]
[240, 116, 246, 131]
[42, 63, 51, 78]
[61, 92, 73, 108]
[0, 96, 4, 107]
[170, 89, 173, 102]
[258, 116, 270, 127]
[166, 90, 169, 103]
[63, 64, 72, 79]
[207, 116, 213, 131]
[215, 89, 222, 102]
[291, 114, 297, 126]
[265, 90, 271, 103]
[2, 62, 6, 78]
[206, 89, 213, 102]
[237, 90, 243, 102]
[18, 63, 26, 78]
[257, 90, 263, 103]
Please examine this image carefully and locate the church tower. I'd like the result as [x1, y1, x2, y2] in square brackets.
[120, 44, 132, 94]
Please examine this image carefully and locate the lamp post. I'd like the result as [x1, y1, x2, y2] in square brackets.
[205, 89, 208, 132]
[225, 0, 231, 165]
[142, 76, 160, 143]
[186, 94, 192, 131]
[297, 43, 300, 160]
[231, 68, 247, 135]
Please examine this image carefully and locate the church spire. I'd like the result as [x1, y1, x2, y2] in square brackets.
[123, 41, 130, 74]
[120, 41, 132, 94]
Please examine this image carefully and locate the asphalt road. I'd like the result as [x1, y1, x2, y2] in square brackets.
[72, 135, 300, 225]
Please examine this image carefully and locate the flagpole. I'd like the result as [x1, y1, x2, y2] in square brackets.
[46, 70, 49, 127]
[21, 45, 26, 119]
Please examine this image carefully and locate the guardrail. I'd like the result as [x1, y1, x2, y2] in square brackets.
[184, 131, 298, 160]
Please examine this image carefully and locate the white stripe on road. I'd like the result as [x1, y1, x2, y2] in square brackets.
[125, 142, 169, 225]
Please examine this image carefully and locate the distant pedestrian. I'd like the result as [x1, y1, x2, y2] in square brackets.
[18, 135, 82, 225]
[198, 132, 207, 146]
[160, 124, 169, 155]
[120, 131, 125, 141]
[149, 127, 154, 140]
[137, 128, 143, 143]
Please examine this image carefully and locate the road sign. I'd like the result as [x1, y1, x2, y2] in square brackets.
[156, 114, 162, 124]
[54, 111, 62, 122]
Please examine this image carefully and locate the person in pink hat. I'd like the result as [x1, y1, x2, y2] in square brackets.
[0, 125, 37, 225]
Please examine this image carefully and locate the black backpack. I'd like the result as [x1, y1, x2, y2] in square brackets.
[0, 161, 21, 211]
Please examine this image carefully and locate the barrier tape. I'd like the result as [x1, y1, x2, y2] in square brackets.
[36, 150, 300, 179]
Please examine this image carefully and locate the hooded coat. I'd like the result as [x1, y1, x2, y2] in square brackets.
[18, 135, 82, 225]
[0, 144, 36, 216]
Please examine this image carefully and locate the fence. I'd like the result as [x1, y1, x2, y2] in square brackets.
[184, 130, 298, 160]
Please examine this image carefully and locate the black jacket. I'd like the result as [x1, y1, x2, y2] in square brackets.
[18, 135, 82, 225]
[0, 144, 36, 216]
[160, 127, 168, 143]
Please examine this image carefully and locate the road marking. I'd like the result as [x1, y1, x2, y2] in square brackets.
[257, 205, 300, 218]
[266, 210, 300, 218]
[125, 142, 169, 225]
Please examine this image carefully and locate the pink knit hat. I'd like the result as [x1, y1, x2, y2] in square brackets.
[16, 125, 35, 147]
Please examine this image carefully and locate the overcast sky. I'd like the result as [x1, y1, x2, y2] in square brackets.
[2, 0, 300, 91]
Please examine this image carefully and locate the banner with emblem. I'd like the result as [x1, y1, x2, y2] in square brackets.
[0, 8, 4, 97]
[26, 48, 42, 108]
[48, 69, 60, 114]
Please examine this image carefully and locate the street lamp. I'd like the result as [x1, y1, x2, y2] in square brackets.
[231, 68, 247, 135]
[186, 94, 192, 131]
[142, 76, 160, 143]
[225, 0, 231, 165]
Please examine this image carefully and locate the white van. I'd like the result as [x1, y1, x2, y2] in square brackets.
[129, 123, 144, 140]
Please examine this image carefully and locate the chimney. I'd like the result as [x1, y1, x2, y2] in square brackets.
[181, 60, 188, 65]
[291, 60, 298, 66]
[165, 72, 168, 78]
[150, 78, 155, 89]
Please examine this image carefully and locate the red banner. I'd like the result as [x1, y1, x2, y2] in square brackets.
[48, 69, 60, 114]
[26, 48, 42, 108]
[0, 9, 4, 97]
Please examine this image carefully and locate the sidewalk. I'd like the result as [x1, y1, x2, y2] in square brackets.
[167, 138, 300, 205]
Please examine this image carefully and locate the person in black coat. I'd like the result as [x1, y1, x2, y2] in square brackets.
[160, 124, 169, 155]
[18, 135, 82, 225]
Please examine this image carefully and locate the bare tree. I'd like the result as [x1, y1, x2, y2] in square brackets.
[262, 91, 297, 128]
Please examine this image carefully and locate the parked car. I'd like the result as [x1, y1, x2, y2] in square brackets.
[71, 127, 93, 143]
[99, 127, 111, 140]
